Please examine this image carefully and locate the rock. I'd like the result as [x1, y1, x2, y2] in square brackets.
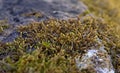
[76, 48, 115, 73]
[75, 38, 115, 73]
[0, 0, 87, 43]
[0, 0, 87, 25]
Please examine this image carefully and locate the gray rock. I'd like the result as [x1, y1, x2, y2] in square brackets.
[0, 0, 87, 25]
[75, 38, 115, 73]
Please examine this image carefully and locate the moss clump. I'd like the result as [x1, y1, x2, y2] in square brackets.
[0, 16, 117, 73]
[81, 0, 120, 37]
[81, 0, 120, 72]
[0, 20, 9, 34]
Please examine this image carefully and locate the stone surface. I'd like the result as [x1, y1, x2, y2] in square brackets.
[0, 0, 87, 25]
[75, 38, 115, 73]
[76, 48, 115, 73]
[0, 0, 87, 42]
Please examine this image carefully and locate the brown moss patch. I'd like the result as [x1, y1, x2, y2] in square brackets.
[0, 16, 117, 73]
[81, 0, 120, 72]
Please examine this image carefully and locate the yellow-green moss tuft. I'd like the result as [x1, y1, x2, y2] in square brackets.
[0, 16, 117, 73]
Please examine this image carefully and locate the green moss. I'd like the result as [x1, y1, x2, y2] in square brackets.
[81, 0, 120, 36]
[0, 16, 117, 73]
[81, 0, 120, 72]
[0, 20, 10, 34]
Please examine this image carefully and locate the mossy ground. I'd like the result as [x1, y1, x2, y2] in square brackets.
[0, 20, 9, 35]
[0, 0, 120, 72]
[81, 0, 120, 72]
[81, 0, 120, 37]
[0, 16, 116, 73]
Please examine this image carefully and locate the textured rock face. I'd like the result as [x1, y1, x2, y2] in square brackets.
[76, 48, 115, 73]
[0, 0, 87, 42]
[75, 38, 115, 73]
[0, 0, 87, 25]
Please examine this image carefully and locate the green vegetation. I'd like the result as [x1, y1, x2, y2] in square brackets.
[0, 0, 120, 72]
[81, 0, 120, 72]
[0, 16, 116, 73]
[0, 20, 9, 34]
[81, 0, 120, 37]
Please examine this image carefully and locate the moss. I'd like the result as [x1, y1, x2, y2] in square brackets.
[81, 0, 120, 36]
[0, 20, 9, 34]
[0, 16, 116, 73]
[0, 0, 119, 72]
[81, 0, 120, 72]
[81, 0, 120, 35]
